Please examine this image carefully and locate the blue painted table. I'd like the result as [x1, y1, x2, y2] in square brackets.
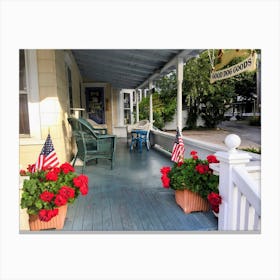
[130, 129, 150, 152]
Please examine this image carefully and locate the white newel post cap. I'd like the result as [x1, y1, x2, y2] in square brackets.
[225, 134, 241, 153]
[215, 134, 251, 164]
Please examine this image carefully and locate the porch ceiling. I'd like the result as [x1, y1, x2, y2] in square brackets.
[71, 49, 203, 89]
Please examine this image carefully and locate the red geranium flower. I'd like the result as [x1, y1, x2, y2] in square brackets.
[195, 164, 209, 174]
[52, 167, 61, 174]
[40, 191, 55, 202]
[58, 186, 75, 199]
[212, 205, 219, 213]
[27, 164, 35, 173]
[177, 161, 183, 167]
[160, 166, 171, 175]
[73, 174, 88, 188]
[207, 192, 222, 206]
[80, 184, 89, 195]
[195, 164, 206, 174]
[207, 155, 219, 163]
[45, 170, 58, 181]
[161, 174, 170, 188]
[190, 151, 198, 159]
[51, 208, 59, 217]
[54, 194, 68, 206]
[60, 162, 75, 174]
[38, 208, 59, 222]
[207, 192, 222, 213]
[20, 169, 27, 176]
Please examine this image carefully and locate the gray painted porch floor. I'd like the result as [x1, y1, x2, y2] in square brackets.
[62, 138, 218, 232]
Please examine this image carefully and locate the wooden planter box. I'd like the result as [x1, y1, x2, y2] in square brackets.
[175, 189, 210, 214]
[29, 205, 68, 231]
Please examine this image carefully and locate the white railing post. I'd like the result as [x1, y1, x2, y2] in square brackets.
[176, 56, 184, 131]
[215, 134, 251, 230]
[149, 81, 153, 125]
[130, 91, 134, 124]
[135, 89, 139, 123]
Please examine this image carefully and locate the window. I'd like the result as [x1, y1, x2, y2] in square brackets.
[67, 66, 73, 110]
[19, 50, 30, 135]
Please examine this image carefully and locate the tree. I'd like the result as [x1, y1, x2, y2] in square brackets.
[183, 51, 236, 128]
[140, 50, 258, 130]
[139, 93, 165, 129]
[139, 73, 177, 130]
[155, 73, 178, 123]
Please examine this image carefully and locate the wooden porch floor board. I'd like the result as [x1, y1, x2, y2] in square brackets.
[62, 138, 218, 232]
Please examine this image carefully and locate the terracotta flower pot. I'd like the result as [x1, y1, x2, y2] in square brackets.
[175, 189, 210, 214]
[29, 204, 68, 231]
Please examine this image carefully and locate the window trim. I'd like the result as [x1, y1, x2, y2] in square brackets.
[20, 50, 42, 142]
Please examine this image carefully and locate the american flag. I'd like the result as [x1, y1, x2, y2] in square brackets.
[33, 134, 59, 172]
[171, 127, 185, 163]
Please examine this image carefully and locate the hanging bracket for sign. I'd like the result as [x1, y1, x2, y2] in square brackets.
[210, 51, 257, 84]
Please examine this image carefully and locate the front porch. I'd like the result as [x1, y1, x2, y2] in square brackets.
[62, 138, 217, 232]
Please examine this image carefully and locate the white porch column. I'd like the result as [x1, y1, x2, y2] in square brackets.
[176, 56, 184, 131]
[149, 81, 153, 124]
[143, 88, 147, 98]
[130, 91, 134, 124]
[119, 90, 124, 126]
[139, 89, 142, 102]
[215, 134, 251, 230]
[135, 89, 139, 122]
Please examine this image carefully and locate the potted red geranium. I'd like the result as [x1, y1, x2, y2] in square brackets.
[160, 150, 222, 214]
[20, 162, 89, 230]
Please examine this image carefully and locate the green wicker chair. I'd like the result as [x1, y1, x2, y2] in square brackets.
[68, 117, 116, 172]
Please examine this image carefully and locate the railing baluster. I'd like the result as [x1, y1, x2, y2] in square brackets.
[239, 195, 247, 230]
[248, 206, 255, 230]
[253, 211, 260, 230]
[244, 200, 250, 230]
[236, 189, 242, 230]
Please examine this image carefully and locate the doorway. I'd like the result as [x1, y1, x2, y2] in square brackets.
[85, 87, 105, 124]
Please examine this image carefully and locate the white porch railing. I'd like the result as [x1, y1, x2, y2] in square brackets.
[212, 134, 261, 231]
[150, 129, 260, 161]
[150, 129, 228, 159]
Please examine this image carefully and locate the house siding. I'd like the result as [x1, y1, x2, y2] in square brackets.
[19, 50, 82, 168]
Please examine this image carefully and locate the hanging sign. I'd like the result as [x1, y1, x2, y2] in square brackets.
[210, 52, 257, 83]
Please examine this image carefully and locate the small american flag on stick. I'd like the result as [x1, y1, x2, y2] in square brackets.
[171, 127, 185, 163]
[33, 133, 59, 172]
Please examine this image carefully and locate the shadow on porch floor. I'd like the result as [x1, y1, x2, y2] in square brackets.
[62, 138, 218, 232]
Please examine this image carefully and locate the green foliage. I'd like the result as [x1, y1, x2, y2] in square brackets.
[140, 49, 259, 130]
[139, 73, 177, 129]
[20, 169, 77, 215]
[240, 147, 261, 154]
[248, 116, 261, 126]
[167, 154, 219, 199]
[183, 51, 236, 128]
[20, 163, 88, 221]
[139, 93, 164, 129]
